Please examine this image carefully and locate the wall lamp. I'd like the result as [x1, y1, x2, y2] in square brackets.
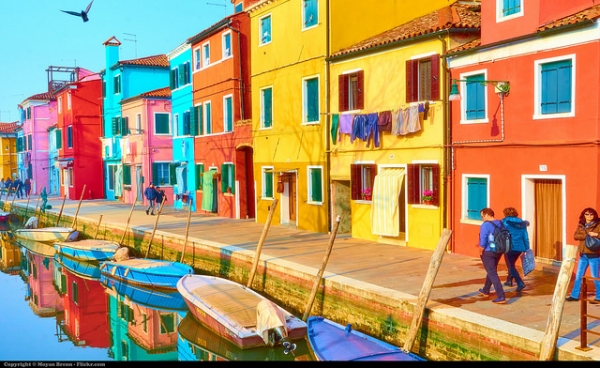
[449, 79, 510, 101]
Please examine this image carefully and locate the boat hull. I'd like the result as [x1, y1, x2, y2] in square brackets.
[55, 254, 102, 280]
[16, 239, 56, 257]
[54, 239, 120, 261]
[101, 275, 188, 311]
[100, 258, 193, 290]
[15, 227, 75, 243]
[177, 274, 307, 350]
[307, 316, 425, 361]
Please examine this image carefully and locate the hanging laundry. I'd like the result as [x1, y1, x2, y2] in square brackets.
[351, 114, 368, 143]
[339, 113, 354, 142]
[406, 105, 422, 133]
[365, 112, 380, 148]
[331, 114, 339, 145]
[377, 110, 392, 133]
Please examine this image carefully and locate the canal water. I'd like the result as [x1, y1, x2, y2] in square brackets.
[0, 231, 314, 361]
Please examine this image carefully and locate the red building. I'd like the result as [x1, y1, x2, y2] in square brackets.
[54, 69, 104, 199]
[447, 0, 600, 263]
[189, 11, 255, 219]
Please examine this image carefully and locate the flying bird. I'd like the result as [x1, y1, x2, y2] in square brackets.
[60, 0, 94, 22]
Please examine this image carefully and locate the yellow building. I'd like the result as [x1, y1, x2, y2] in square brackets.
[327, 2, 480, 248]
[0, 122, 19, 182]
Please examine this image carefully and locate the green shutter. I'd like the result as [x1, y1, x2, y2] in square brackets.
[123, 165, 131, 185]
[56, 130, 62, 149]
[196, 105, 203, 135]
[152, 163, 158, 184]
[121, 117, 129, 135]
[265, 172, 273, 197]
[170, 164, 176, 185]
[311, 168, 322, 202]
[196, 164, 204, 189]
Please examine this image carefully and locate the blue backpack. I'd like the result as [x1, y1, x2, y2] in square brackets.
[490, 222, 512, 254]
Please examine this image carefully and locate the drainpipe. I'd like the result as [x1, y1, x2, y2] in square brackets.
[226, 20, 245, 120]
[325, 0, 332, 232]
[439, 33, 452, 252]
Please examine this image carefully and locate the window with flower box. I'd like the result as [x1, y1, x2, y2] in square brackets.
[407, 163, 439, 206]
[351, 163, 376, 200]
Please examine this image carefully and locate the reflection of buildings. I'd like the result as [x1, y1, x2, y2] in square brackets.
[26, 250, 63, 317]
[54, 257, 109, 348]
[0, 235, 21, 274]
[104, 279, 185, 361]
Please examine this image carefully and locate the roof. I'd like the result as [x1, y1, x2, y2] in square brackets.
[0, 122, 20, 133]
[330, 2, 481, 59]
[22, 92, 55, 103]
[537, 3, 600, 32]
[117, 54, 169, 68]
[120, 86, 171, 104]
[187, 17, 232, 44]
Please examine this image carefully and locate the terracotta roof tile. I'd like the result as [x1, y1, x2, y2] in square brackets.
[330, 2, 481, 59]
[139, 87, 171, 98]
[537, 4, 600, 32]
[446, 37, 481, 54]
[23, 92, 55, 102]
[119, 54, 169, 68]
[0, 122, 19, 133]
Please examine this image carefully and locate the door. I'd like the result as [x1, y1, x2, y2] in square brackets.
[533, 179, 563, 261]
[135, 165, 143, 204]
[279, 172, 296, 225]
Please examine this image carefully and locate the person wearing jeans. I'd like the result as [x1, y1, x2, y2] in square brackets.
[567, 207, 600, 303]
[477, 207, 507, 304]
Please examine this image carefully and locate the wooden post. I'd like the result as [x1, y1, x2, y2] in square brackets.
[22, 194, 32, 225]
[94, 215, 103, 239]
[56, 196, 67, 226]
[403, 228, 452, 352]
[180, 201, 193, 263]
[144, 197, 166, 258]
[302, 215, 341, 322]
[247, 198, 278, 288]
[71, 184, 87, 229]
[9, 186, 18, 213]
[539, 244, 579, 360]
[119, 196, 137, 244]
[34, 195, 41, 222]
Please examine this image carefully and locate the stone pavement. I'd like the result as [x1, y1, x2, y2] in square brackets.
[7, 196, 600, 360]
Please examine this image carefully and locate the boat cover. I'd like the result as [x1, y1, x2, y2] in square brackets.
[256, 299, 287, 345]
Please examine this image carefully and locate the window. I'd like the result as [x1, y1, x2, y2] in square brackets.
[152, 162, 174, 185]
[107, 165, 118, 190]
[192, 105, 203, 135]
[195, 163, 204, 190]
[112, 117, 128, 135]
[173, 114, 179, 137]
[303, 76, 319, 123]
[303, 0, 318, 28]
[194, 48, 201, 71]
[28, 135, 32, 150]
[68, 167, 73, 187]
[350, 164, 376, 200]
[114, 74, 121, 94]
[234, 2, 242, 13]
[464, 73, 486, 121]
[58, 96, 62, 114]
[464, 176, 488, 220]
[155, 113, 170, 134]
[224, 95, 233, 132]
[135, 114, 142, 134]
[67, 126, 73, 148]
[260, 87, 273, 128]
[181, 62, 190, 85]
[223, 32, 232, 58]
[123, 164, 131, 185]
[221, 163, 235, 193]
[72, 282, 78, 304]
[56, 129, 62, 149]
[170, 67, 180, 90]
[535, 56, 574, 117]
[67, 93, 71, 110]
[262, 167, 274, 198]
[159, 314, 175, 334]
[338, 71, 364, 112]
[202, 42, 210, 67]
[203, 102, 212, 134]
[142, 313, 148, 333]
[497, 0, 522, 20]
[26, 106, 31, 119]
[407, 163, 439, 206]
[308, 166, 323, 202]
[405, 54, 440, 103]
[260, 15, 272, 45]
[183, 111, 191, 135]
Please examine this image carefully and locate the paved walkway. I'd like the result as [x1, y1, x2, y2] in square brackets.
[7, 196, 600, 359]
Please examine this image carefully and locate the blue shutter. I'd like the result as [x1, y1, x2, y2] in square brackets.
[467, 178, 487, 220]
[306, 78, 319, 122]
[466, 74, 485, 120]
[541, 60, 572, 115]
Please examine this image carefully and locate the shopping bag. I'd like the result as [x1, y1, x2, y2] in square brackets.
[521, 249, 535, 276]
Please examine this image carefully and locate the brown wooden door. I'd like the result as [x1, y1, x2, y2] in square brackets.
[534, 179, 562, 261]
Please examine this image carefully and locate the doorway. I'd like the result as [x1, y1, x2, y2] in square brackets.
[279, 172, 297, 226]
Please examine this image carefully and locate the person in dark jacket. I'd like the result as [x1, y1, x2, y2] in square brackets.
[155, 186, 166, 209]
[24, 178, 31, 197]
[13, 177, 23, 199]
[144, 182, 158, 215]
[501, 207, 530, 292]
[567, 207, 600, 303]
[478, 207, 507, 304]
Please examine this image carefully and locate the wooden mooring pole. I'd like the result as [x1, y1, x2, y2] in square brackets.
[56, 196, 67, 226]
[539, 244, 578, 360]
[302, 215, 341, 322]
[145, 197, 166, 258]
[403, 228, 452, 353]
[119, 195, 137, 245]
[180, 201, 193, 263]
[94, 215, 103, 239]
[22, 194, 32, 224]
[247, 198, 278, 288]
[71, 184, 87, 229]
[34, 195, 41, 222]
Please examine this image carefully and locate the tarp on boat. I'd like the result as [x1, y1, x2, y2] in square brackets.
[256, 299, 287, 345]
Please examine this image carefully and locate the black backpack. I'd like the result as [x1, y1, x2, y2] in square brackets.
[490, 221, 512, 254]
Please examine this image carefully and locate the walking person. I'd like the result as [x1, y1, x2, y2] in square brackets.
[501, 207, 530, 292]
[13, 177, 23, 199]
[24, 178, 31, 197]
[478, 207, 507, 304]
[144, 182, 158, 215]
[155, 186, 166, 209]
[566, 207, 600, 303]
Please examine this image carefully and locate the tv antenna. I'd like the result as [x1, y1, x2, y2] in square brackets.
[207, 1, 227, 17]
[124, 33, 138, 58]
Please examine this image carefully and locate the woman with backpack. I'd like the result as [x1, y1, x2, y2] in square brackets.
[477, 207, 507, 304]
[566, 207, 600, 303]
[501, 207, 530, 292]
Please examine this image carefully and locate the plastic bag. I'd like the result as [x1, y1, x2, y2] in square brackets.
[521, 249, 535, 276]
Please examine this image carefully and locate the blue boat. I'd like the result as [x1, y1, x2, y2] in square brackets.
[307, 316, 425, 361]
[100, 258, 193, 290]
[55, 253, 102, 280]
[100, 275, 188, 312]
[54, 239, 121, 261]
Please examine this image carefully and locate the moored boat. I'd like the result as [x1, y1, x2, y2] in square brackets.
[0, 211, 10, 222]
[306, 316, 425, 361]
[15, 238, 56, 258]
[15, 227, 77, 243]
[100, 258, 193, 290]
[55, 253, 102, 280]
[176, 274, 307, 350]
[100, 275, 188, 311]
[54, 239, 121, 261]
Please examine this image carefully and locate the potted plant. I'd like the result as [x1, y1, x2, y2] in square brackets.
[421, 190, 434, 205]
[361, 187, 372, 201]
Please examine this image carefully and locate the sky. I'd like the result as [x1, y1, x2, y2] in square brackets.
[0, 0, 234, 122]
